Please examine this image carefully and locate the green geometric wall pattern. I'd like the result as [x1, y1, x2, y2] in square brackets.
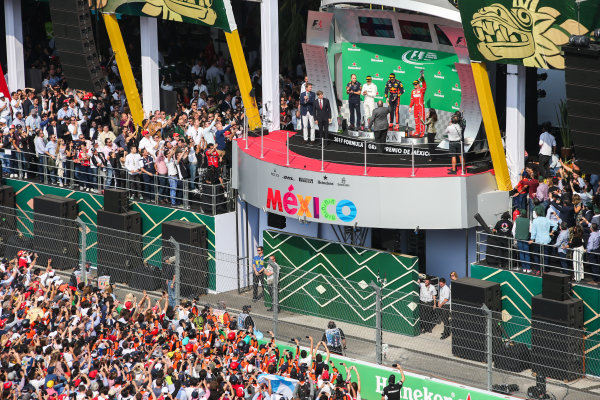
[471, 264, 600, 376]
[263, 230, 420, 336]
[6, 179, 217, 290]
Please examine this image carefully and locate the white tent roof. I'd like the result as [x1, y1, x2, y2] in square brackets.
[320, 0, 461, 22]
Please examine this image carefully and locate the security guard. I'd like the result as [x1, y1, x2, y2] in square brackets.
[385, 73, 404, 131]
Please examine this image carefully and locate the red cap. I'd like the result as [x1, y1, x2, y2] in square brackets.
[322, 370, 329, 380]
[109, 335, 117, 342]
[74, 379, 81, 387]
[173, 133, 179, 137]
[151, 328, 159, 336]
[230, 361, 239, 370]
[236, 388, 245, 397]
[3, 382, 12, 390]
[125, 301, 133, 309]
[89, 370, 98, 379]
[63, 99, 69, 103]
[227, 331, 236, 341]
[186, 343, 193, 352]
[142, 130, 149, 136]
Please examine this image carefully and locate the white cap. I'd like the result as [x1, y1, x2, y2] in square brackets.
[0, 118, 6, 124]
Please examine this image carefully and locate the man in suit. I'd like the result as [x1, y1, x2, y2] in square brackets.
[300, 83, 317, 144]
[313, 90, 332, 144]
[368, 101, 390, 153]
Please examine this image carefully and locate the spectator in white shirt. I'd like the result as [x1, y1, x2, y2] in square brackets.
[193, 77, 208, 96]
[0, 93, 10, 122]
[206, 62, 224, 84]
[138, 130, 158, 158]
[436, 277, 451, 340]
[538, 123, 556, 177]
[202, 117, 218, 145]
[418, 276, 437, 333]
[125, 146, 143, 200]
[25, 109, 41, 132]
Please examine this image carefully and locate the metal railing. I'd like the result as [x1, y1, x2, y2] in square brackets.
[244, 131, 491, 176]
[0, 150, 234, 215]
[476, 230, 600, 283]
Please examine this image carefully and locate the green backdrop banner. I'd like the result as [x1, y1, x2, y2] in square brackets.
[95, 0, 235, 32]
[6, 179, 217, 290]
[268, 340, 520, 400]
[471, 264, 600, 376]
[341, 42, 462, 113]
[262, 230, 420, 336]
[458, 0, 600, 69]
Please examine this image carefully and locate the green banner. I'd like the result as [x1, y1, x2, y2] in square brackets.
[267, 341, 518, 400]
[341, 43, 462, 113]
[458, 0, 600, 69]
[93, 0, 235, 32]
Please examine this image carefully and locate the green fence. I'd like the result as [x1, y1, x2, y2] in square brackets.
[471, 264, 600, 376]
[6, 179, 217, 290]
[263, 230, 420, 336]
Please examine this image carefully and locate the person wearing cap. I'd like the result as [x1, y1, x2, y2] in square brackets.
[408, 70, 427, 137]
[362, 76, 378, 127]
[385, 73, 404, 131]
[57, 100, 70, 123]
[418, 275, 437, 333]
[252, 246, 265, 301]
[346, 74, 362, 130]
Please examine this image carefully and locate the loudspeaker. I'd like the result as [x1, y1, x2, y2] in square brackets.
[451, 277, 502, 311]
[97, 209, 142, 284]
[33, 195, 79, 270]
[267, 213, 286, 229]
[0, 186, 16, 257]
[48, 0, 105, 92]
[162, 220, 208, 297]
[160, 89, 178, 115]
[542, 272, 571, 301]
[564, 45, 600, 174]
[531, 295, 583, 329]
[531, 295, 584, 381]
[104, 188, 129, 213]
[451, 278, 502, 362]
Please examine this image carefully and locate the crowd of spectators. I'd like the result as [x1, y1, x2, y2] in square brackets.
[0, 252, 364, 400]
[490, 124, 600, 284]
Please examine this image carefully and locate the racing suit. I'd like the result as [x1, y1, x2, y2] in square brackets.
[362, 82, 378, 126]
[409, 77, 427, 137]
[385, 79, 404, 128]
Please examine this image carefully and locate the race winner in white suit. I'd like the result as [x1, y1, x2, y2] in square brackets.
[362, 75, 378, 127]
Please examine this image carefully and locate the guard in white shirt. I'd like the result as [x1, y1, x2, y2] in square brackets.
[362, 76, 378, 127]
[418, 276, 437, 333]
[436, 277, 451, 339]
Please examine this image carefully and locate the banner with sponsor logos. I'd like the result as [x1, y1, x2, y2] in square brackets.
[457, 0, 600, 69]
[342, 43, 461, 113]
[93, 0, 236, 32]
[330, 133, 432, 158]
[264, 341, 520, 400]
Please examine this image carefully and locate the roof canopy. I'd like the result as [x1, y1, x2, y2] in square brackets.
[320, 0, 461, 22]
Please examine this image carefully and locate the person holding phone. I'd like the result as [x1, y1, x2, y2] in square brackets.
[382, 364, 405, 400]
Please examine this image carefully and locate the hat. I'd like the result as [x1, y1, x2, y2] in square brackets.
[17, 250, 24, 257]
[63, 99, 69, 104]
[389, 73, 396, 78]
[46, 381, 54, 388]
[322, 370, 330, 380]
[89, 370, 98, 379]
[125, 301, 133, 309]
[236, 388, 245, 398]
[366, 76, 372, 80]
[230, 361, 239, 370]
[173, 133, 180, 137]
[3, 382, 11, 390]
[413, 80, 420, 85]
[9, 125, 14, 129]
[0, 118, 6, 124]
[142, 130, 149, 136]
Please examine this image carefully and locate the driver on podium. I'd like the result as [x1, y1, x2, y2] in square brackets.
[385, 73, 404, 131]
[362, 75, 378, 128]
[409, 70, 427, 138]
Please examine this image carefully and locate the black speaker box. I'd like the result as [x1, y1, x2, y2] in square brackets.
[97, 209, 142, 284]
[0, 186, 16, 257]
[564, 44, 600, 175]
[104, 188, 129, 213]
[451, 277, 502, 311]
[33, 195, 77, 219]
[451, 303, 502, 363]
[542, 272, 571, 301]
[162, 220, 206, 247]
[160, 89, 178, 115]
[531, 295, 584, 328]
[493, 341, 531, 373]
[267, 212, 286, 229]
[162, 220, 209, 297]
[33, 195, 79, 270]
[49, 0, 105, 92]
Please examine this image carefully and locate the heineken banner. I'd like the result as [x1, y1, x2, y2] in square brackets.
[342, 43, 462, 113]
[266, 341, 520, 400]
[92, 0, 236, 32]
[458, 0, 600, 69]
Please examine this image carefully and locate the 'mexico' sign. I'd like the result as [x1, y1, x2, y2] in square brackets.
[91, 0, 236, 32]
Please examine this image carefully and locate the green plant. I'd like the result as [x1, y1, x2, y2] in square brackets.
[556, 99, 572, 147]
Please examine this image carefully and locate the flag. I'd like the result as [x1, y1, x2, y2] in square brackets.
[257, 374, 299, 399]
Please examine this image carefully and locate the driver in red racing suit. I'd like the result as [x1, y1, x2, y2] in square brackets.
[409, 71, 427, 138]
[385, 73, 404, 131]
